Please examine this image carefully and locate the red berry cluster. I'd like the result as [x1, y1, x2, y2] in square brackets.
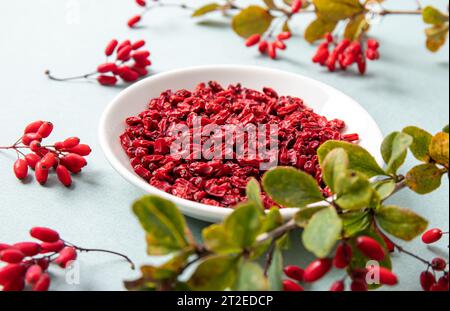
[0, 121, 91, 187]
[46, 39, 151, 86]
[419, 228, 449, 291]
[312, 33, 380, 75]
[244, 0, 302, 59]
[0, 227, 134, 292]
[283, 235, 398, 291]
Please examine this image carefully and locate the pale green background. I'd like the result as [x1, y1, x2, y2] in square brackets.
[0, 0, 448, 291]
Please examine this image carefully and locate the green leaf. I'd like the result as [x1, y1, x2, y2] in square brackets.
[429, 132, 449, 166]
[188, 255, 239, 291]
[294, 205, 328, 227]
[406, 164, 445, 194]
[403, 126, 433, 162]
[268, 246, 283, 291]
[422, 6, 449, 25]
[224, 203, 263, 248]
[318, 141, 386, 178]
[133, 196, 189, 255]
[302, 206, 343, 258]
[232, 6, 273, 38]
[344, 14, 369, 41]
[192, 3, 222, 17]
[373, 179, 396, 200]
[202, 224, 242, 254]
[376, 205, 428, 241]
[234, 261, 268, 291]
[443, 125, 449, 134]
[261, 208, 283, 232]
[341, 211, 371, 238]
[425, 24, 449, 52]
[381, 132, 413, 175]
[262, 167, 324, 207]
[313, 0, 364, 22]
[305, 17, 338, 43]
[335, 171, 374, 210]
[246, 178, 264, 211]
[322, 148, 349, 192]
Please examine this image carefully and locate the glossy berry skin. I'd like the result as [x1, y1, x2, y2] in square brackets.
[303, 258, 332, 283]
[420, 271, 436, 291]
[0, 264, 26, 286]
[283, 280, 304, 291]
[128, 15, 141, 28]
[333, 242, 352, 269]
[431, 257, 447, 271]
[37, 122, 53, 138]
[35, 162, 49, 185]
[105, 39, 118, 56]
[32, 273, 51, 291]
[25, 153, 41, 170]
[56, 165, 72, 187]
[268, 43, 277, 60]
[0, 244, 11, 252]
[291, 0, 302, 13]
[136, 0, 146, 7]
[25, 265, 43, 285]
[0, 249, 25, 264]
[277, 32, 292, 41]
[132, 40, 146, 50]
[422, 228, 443, 244]
[350, 279, 368, 291]
[55, 247, 77, 268]
[97, 75, 118, 86]
[368, 266, 398, 286]
[41, 240, 65, 253]
[258, 41, 268, 54]
[245, 34, 261, 47]
[13, 242, 41, 257]
[283, 265, 304, 282]
[13, 159, 28, 180]
[97, 63, 118, 74]
[24, 121, 44, 134]
[30, 227, 60, 243]
[329, 280, 345, 291]
[356, 236, 386, 261]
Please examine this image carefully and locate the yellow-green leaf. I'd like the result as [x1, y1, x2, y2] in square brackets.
[344, 14, 369, 41]
[294, 205, 328, 227]
[246, 178, 264, 212]
[233, 261, 268, 291]
[341, 211, 371, 238]
[422, 6, 449, 25]
[406, 163, 445, 194]
[232, 6, 273, 38]
[192, 3, 222, 17]
[202, 224, 242, 254]
[322, 148, 349, 193]
[381, 132, 413, 175]
[429, 132, 449, 166]
[335, 171, 374, 210]
[305, 17, 338, 43]
[224, 203, 263, 248]
[302, 206, 343, 258]
[373, 179, 396, 200]
[268, 246, 283, 291]
[313, 0, 364, 22]
[425, 24, 449, 52]
[133, 196, 189, 255]
[403, 126, 433, 162]
[188, 255, 239, 291]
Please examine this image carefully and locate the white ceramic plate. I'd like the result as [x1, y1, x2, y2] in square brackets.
[99, 65, 384, 223]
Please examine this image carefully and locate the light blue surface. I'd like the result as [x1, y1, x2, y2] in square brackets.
[0, 0, 448, 291]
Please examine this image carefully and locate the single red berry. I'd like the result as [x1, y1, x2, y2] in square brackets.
[258, 40, 268, 54]
[13, 242, 41, 257]
[367, 39, 379, 50]
[351, 279, 368, 291]
[117, 45, 133, 61]
[431, 258, 447, 271]
[0, 249, 25, 264]
[437, 274, 449, 291]
[55, 247, 77, 268]
[25, 265, 43, 285]
[132, 40, 146, 50]
[357, 55, 367, 75]
[304, 258, 332, 283]
[335, 39, 351, 54]
[128, 15, 141, 28]
[329, 280, 345, 291]
[245, 34, 261, 47]
[13, 159, 28, 180]
[333, 242, 353, 269]
[36, 258, 50, 271]
[134, 58, 152, 67]
[132, 50, 151, 61]
[420, 271, 436, 291]
[61, 137, 80, 149]
[366, 49, 380, 60]
[117, 40, 131, 51]
[97, 75, 118, 86]
[97, 63, 118, 74]
[25, 153, 41, 170]
[275, 40, 287, 50]
[40, 240, 65, 253]
[32, 273, 51, 291]
[283, 265, 304, 282]
[368, 266, 398, 286]
[348, 42, 362, 55]
[105, 39, 118, 57]
[325, 33, 334, 43]
[268, 42, 277, 59]
[118, 66, 140, 82]
[277, 32, 292, 41]
[356, 236, 386, 261]
[283, 279, 304, 291]
[2, 277, 25, 292]
[35, 162, 49, 185]
[22, 133, 42, 146]
[24, 121, 44, 134]
[422, 228, 443, 244]
[37, 122, 53, 138]
[67, 144, 91, 156]
[312, 48, 329, 65]
[291, 0, 302, 13]
[40, 153, 57, 169]
[0, 244, 11, 252]
[131, 66, 149, 77]
[56, 165, 72, 187]
[29, 140, 41, 153]
[30, 227, 60, 243]
[430, 283, 447, 291]
[0, 264, 26, 286]
[136, 0, 146, 7]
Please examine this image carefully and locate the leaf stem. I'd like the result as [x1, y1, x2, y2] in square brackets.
[68, 243, 136, 270]
[256, 218, 297, 245]
[392, 241, 432, 267]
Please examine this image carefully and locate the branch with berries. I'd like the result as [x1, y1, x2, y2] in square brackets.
[127, 0, 449, 75]
[0, 227, 134, 291]
[45, 39, 151, 86]
[0, 120, 92, 187]
[124, 124, 449, 291]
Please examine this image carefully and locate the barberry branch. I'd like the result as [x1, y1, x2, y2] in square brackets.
[68, 244, 136, 270]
